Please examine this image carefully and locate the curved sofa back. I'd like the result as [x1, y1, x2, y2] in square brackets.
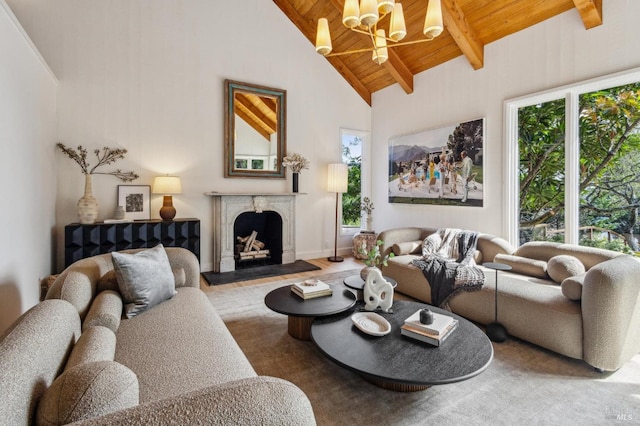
[46, 247, 200, 318]
[515, 241, 624, 270]
[378, 227, 515, 261]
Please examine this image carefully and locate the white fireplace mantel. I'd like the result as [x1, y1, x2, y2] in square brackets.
[205, 192, 302, 272]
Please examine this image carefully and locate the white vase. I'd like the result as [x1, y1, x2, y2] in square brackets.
[365, 215, 373, 232]
[77, 174, 98, 224]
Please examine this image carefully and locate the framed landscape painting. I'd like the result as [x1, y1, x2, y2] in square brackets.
[388, 118, 484, 207]
[118, 185, 151, 220]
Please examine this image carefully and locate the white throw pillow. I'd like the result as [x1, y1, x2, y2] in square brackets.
[112, 244, 176, 318]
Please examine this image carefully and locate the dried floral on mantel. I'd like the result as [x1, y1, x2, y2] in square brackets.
[57, 143, 139, 182]
[282, 153, 310, 174]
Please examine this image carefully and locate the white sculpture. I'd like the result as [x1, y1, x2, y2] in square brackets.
[364, 268, 393, 313]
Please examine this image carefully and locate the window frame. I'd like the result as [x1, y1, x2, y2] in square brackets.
[504, 67, 640, 247]
[339, 128, 370, 236]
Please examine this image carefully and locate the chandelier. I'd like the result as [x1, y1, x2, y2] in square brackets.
[315, 0, 444, 65]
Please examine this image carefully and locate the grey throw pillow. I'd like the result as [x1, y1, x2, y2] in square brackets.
[112, 245, 176, 318]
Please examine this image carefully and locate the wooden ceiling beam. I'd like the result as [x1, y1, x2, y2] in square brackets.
[273, 0, 372, 105]
[441, 0, 484, 70]
[572, 0, 603, 29]
[383, 50, 414, 94]
[328, 0, 413, 94]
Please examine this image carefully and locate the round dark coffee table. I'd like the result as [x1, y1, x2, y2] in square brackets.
[265, 284, 356, 340]
[311, 300, 493, 391]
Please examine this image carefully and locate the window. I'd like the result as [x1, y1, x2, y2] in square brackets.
[505, 68, 640, 253]
[340, 129, 369, 235]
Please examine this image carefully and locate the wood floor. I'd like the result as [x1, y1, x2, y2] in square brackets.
[200, 255, 363, 291]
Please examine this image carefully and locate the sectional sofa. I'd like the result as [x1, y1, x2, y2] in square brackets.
[0, 246, 315, 425]
[378, 227, 640, 372]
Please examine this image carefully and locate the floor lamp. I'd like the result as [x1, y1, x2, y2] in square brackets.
[327, 163, 348, 262]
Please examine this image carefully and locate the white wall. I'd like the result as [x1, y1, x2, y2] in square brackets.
[7, 0, 371, 272]
[0, 1, 57, 333]
[371, 0, 640, 239]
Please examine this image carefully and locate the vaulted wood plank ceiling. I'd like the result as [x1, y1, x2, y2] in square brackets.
[273, 0, 603, 105]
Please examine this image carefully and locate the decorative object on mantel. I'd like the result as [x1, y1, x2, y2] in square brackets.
[327, 163, 349, 262]
[358, 239, 394, 280]
[363, 267, 394, 313]
[152, 175, 182, 221]
[360, 196, 374, 232]
[315, 0, 443, 65]
[57, 143, 139, 224]
[117, 185, 151, 221]
[114, 205, 126, 220]
[282, 153, 309, 193]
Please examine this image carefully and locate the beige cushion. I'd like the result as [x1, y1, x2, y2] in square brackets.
[37, 361, 138, 425]
[98, 267, 186, 294]
[493, 254, 548, 279]
[65, 326, 116, 371]
[473, 250, 483, 264]
[548, 255, 586, 283]
[112, 244, 176, 318]
[561, 272, 586, 301]
[82, 290, 123, 333]
[392, 241, 422, 256]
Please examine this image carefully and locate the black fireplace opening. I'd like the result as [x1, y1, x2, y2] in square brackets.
[233, 211, 283, 268]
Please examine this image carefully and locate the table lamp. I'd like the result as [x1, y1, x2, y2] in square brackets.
[327, 163, 348, 262]
[152, 175, 182, 221]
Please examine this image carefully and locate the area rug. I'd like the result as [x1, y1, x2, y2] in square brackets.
[201, 260, 320, 285]
[205, 271, 640, 426]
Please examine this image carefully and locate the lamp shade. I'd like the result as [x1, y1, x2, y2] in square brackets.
[359, 0, 379, 28]
[152, 176, 182, 194]
[342, 0, 360, 28]
[327, 163, 348, 193]
[316, 18, 332, 55]
[389, 3, 406, 42]
[372, 29, 389, 65]
[377, 0, 395, 15]
[424, 0, 443, 39]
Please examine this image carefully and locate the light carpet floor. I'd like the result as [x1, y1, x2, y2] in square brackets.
[206, 269, 640, 426]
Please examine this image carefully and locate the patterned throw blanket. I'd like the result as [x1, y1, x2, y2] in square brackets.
[412, 228, 485, 308]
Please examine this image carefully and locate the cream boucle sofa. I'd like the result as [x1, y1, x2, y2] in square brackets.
[378, 227, 640, 372]
[0, 248, 315, 425]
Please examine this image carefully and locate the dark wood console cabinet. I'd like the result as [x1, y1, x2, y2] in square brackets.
[64, 218, 200, 268]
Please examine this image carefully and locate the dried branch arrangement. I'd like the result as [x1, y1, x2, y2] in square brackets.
[57, 143, 139, 182]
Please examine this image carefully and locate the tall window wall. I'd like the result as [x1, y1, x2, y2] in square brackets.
[340, 129, 370, 235]
[506, 68, 640, 253]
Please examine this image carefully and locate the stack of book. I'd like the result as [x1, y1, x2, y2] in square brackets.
[400, 309, 458, 346]
[291, 280, 333, 300]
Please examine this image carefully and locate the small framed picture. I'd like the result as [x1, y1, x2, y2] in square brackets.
[118, 185, 151, 220]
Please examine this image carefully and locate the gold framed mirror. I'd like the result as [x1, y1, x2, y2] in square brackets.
[224, 80, 286, 178]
